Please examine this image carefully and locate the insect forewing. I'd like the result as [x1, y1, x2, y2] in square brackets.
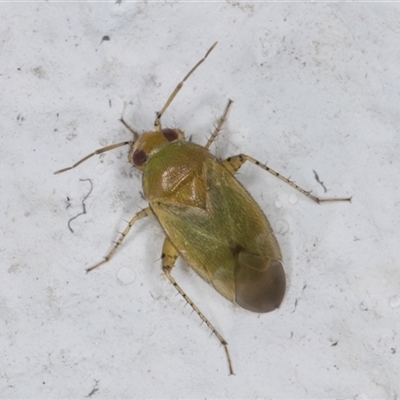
[145, 141, 286, 313]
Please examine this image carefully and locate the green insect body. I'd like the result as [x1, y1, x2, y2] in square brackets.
[55, 42, 350, 374]
[141, 138, 285, 313]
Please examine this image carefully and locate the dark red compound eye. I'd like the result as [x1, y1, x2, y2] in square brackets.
[162, 128, 178, 142]
[133, 149, 148, 166]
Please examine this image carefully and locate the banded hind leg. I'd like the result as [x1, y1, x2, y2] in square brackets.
[221, 154, 351, 204]
[161, 238, 234, 375]
[86, 207, 153, 273]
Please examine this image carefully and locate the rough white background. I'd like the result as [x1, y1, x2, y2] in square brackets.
[1, 2, 399, 399]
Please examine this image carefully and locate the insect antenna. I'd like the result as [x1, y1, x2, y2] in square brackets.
[120, 117, 139, 141]
[154, 41, 218, 130]
[54, 141, 131, 174]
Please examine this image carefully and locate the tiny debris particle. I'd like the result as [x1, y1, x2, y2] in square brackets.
[313, 169, 327, 193]
[68, 179, 93, 233]
[86, 380, 99, 397]
[100, 35, 110, 44]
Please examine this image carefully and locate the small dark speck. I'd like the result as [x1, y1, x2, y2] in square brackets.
[313, 169, 327, 193]
[391, 348, 396, 354]
[17, 67, 21, 71]
[331, 341, 338, 347]
[100, 35, 110, 44]
[86, 380, 99, 397]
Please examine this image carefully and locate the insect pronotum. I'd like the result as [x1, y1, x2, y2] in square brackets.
[55, 42, 351, 374]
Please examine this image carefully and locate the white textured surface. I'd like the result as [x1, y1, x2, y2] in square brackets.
[1, 3, 399, 398]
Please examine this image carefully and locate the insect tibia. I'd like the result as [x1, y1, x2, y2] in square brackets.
[222, 153, 351, 204]
[85, 207, 153, 273]
[205, 99, 234, 150]
[165, 270, 234, 375]
[316, 196, 352, 204]
[161, 241, 234, 375]
[86, 258, 108, 273]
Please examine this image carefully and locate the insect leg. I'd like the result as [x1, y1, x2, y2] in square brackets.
[154, 42, 218, 130]
[221, 155, 351, 204]
[205, 99, 233, 149]
[161, 238, 234, 375]
[54, 141, 132, 175]
[86, 207, 153, 273]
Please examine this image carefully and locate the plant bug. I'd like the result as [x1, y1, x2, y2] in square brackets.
[55, 42, 351, 374]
